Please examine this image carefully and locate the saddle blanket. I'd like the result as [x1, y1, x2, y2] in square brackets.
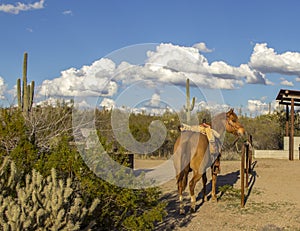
[179, 123, 222, 154]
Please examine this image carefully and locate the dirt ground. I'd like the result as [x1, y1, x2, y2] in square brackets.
[135, 158, 300, 231]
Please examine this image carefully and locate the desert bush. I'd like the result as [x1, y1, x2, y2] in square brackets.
[0, 109, 27, 156]
[32, 134, 166, 230]
[239, 114, 282, 150]
[0, 106, 167, 230]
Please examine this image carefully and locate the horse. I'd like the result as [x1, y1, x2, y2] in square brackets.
[173, 108, 245, 214]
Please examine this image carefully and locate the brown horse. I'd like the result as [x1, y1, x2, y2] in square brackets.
[173, 109, 245, 214]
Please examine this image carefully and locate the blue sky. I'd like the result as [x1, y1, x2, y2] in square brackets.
[1, 0, 300, 115]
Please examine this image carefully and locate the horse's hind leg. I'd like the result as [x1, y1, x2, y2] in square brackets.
[189, 170, 202, 213]
[178, 187, 184, 215]
[177, 167, 189, 214]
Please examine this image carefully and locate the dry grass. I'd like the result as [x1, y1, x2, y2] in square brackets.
[221, 151, 242, 161]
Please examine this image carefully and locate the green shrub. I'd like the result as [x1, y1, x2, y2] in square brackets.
[34, 135, 166, 230]
[0, 107, 168, 229]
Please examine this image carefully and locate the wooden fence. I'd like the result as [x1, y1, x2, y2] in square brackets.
[241, 135, 253, 207]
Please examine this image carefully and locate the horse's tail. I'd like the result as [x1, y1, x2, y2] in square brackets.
[174, 132, 193, 192]
[175, 138, 191, 192]
[176, 164, 190, 192]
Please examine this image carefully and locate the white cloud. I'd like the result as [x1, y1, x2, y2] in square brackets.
[131, 106, 173, 116]
[30, 41, 300, 115]
[37, 42, 271, 101]
[35, 97, 73, 107]
[280, 78, 294, 86]
[247, 99, 268, 114]
[192, 42, 213, 53]
[250, 43, 300, 76]
[197, 100, 230, 114]
[150, 93, 160, 107]
[74, 100, 95, 109]
[265, 79, 275, 85]
[0, 77, 7, 99]
[26, 28, 33, 33]
[62, 10, 72, 16]
[145, 43, 266, 89]
[99, 98, 115, 109]
[209, 62, 266, 84]
[247, 99, 278, 116]
[38, 58, 118, 97]
[0, 0, 45, 14]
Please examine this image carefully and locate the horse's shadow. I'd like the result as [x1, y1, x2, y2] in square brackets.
[133, 168, 154, 176]
[155, 170, 241, 230]
[196, 161, 258, 210]
[156, 162, 258, 230]
[244, 161, 258, 205]
[197, 170, 240, 203]
[155, 191, 196, 231]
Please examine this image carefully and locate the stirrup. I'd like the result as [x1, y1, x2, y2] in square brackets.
[213, 165, 220, 174]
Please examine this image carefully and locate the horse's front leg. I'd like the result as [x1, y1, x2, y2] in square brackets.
[189, 170, 202, 212]
[211, 156, 220, 201]
[202, 172, 208, 202]
[211, 170, 218, 201]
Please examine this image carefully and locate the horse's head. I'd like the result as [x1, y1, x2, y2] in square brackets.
[225, 108, 245, 137]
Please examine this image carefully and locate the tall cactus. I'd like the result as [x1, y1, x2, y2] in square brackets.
[29, 80, 35, 110]
[23, 52, 28, 111]
[17, 78, 21, 109]
[184, 78, 195, 124]
[17, 52, 35, 113]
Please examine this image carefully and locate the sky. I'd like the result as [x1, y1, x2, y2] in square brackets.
[1, 0, 300, 116]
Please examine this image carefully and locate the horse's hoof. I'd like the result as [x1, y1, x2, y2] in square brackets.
[190, 206, 196, 213]
[211, 196, 218, 202]
[203, 196, 208, 202]
[179, 208, 185, 215]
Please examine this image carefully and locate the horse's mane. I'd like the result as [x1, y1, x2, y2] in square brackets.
[211, 111, 227, 134]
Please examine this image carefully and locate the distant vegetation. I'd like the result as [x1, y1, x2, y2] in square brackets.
[96, 106, 290, 158]
[0, 99, 291, 229]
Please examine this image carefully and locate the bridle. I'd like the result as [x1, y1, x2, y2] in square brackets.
[226, 114, 245, 152]
[226, 115, 241, 135]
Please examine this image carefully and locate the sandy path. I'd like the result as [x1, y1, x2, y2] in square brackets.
[135, 158, 300, 230]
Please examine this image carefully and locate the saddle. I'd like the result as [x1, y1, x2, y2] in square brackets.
[179, 123, 222, 155]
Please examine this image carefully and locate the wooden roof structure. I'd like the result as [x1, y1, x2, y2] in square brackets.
[276, 89, 300, 107]
[276, 89, 300, 160]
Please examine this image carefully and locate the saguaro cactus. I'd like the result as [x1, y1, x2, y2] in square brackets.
[184, 78, 195, 124]
[17, 52, 35, 112]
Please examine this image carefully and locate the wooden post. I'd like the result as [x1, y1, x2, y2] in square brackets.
[241, 143, 245, 208]
[285, 105, 289, 137]
[245, 143, 249, 188]
[248, 135, 253, 172]
[290, 98, 294, 160]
